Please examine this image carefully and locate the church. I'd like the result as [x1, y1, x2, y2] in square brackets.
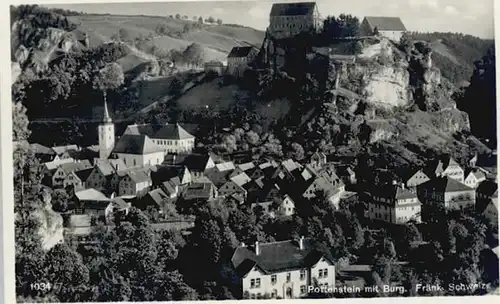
[97, 100, 196, 168]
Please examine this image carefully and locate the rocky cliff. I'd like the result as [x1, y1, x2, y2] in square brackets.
[33, 190, 65, 251]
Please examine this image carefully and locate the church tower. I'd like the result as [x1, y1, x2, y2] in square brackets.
[98, 99, 115, 160]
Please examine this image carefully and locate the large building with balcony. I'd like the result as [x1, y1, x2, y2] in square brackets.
[231, 237, 335, 299]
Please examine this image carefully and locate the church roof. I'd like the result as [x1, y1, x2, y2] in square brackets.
[112, 134, 163, 155]
[228, 46, 256, 58]
[270, 2, 316, 16]
[154, 124, 195, 140]
[363, 16, 407, 31]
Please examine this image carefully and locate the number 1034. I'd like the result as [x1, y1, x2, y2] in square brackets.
[30, 282, 53, 291]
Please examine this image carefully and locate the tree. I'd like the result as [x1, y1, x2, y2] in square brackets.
[216, 18, 223, 25]
[169, 76, 184, 96]
[198, 16, 203, 24]
[288, 142, 305, 160]
[118, 28, 130, 42]
[322, 14, 360, 40]
[245, 131, 260, 146]
[12, 102, 30, 142]
[183, 43, 204, 67]
[51, 189, 69, 213]
[94, 62, 124, 103]
[207, 16, 216, 23]
[175, 14, 181, 19]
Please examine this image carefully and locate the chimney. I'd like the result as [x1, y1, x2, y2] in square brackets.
[299, 236, 305, 250]
[241, 242, 246, 248]
[255, 241, 260, 255]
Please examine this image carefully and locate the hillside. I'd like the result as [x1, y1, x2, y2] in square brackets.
[406, 32, 494, 85]
[70, 14, 265, 71]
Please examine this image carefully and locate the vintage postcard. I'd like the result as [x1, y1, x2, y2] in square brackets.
[7, 0, 499, 302]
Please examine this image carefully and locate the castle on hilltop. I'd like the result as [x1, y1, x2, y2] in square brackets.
[267, 2, 323, 39]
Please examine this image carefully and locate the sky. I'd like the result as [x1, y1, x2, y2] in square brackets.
[45, 0, 495, 38]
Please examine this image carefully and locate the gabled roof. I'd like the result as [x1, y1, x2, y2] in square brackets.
[125, 169, 151, 184]
[423, 176, 474, 193]
[57, 160, 92, 176]
[363, 16, 407, 31]
[146, 188, 169, 207]
[270, 2, 316, 16]
[238, 162, 256, 172]
[216, 161, 236, 172]
[112, 134, 163, 155]
[154, 124, 195, 140]
[231, 238, 334, 276]
[231, 172, 252, 187]
[74, 168, 93, 182]
[31, 143, 55, 155]
[465, 169, 486, 180]
[183, 180, 215, 200]
[228, 46, 256, 58]
[173, 153, 212, 172]
[52, 144, 79, 155]
[75, 188, 109, 202]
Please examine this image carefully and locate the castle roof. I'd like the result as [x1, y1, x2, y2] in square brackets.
[363, 16, 407, 31]
[270, 2, 317, 16]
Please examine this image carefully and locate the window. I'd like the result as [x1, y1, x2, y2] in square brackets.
[272, 289, 277, 298]
[251, 294, 256, 299]
[286, 272, 291, 282]
[323, 269, 328, 278]
[133, 159, 137, 166]
[319, 269, 323, 278]
[255, 278, 261, 288]
[300, 285, 307, 294]
[300, 269, 306, 280]
[271, 275, 277, 284]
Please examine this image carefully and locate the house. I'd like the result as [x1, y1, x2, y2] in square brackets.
[122, 123, 196, 155]
[136, 188, 170, 212]
[300, 166, 345, 206]
[464, 169, 487, 189]
[368, 183, 422, 224]
[63, 167, 93, 190]
[337, 166, 357, 185]
[268, 2, 322, 39]
[477, 198, 498, 225]
[405, 169, 430, 188]
[219, 172, 252, 198]
[118, 169, 152, 197]
[52, 160, 92, 188]
[52, 144, 80, 160]
[231, 237, 335, 299]
[277, 194, 296, 217]
[164, 153, 216, 179]
[425, 156, 465, 183]
[30, 143, 57, 162]
[86, 159, 126, 194]
[182, 177, 218, 203]
[151, 165, 192, 187]
[309, 152, 327, 171]
[359, 16, 407, 42]
[72, 188, 111, 217]
[205, 161, 236, 187]
[204, 60, 225, 75]
[227, 46, 259, 77]
[419, 176, 476, 212]
[161, 179, 180, 198]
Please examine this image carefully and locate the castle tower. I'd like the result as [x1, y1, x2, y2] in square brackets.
[98, 99, 115, 160]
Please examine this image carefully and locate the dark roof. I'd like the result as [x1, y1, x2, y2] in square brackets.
[270, 2, 316, 16]
[371, 184, 417, 203]
[74, 168, 93, 182]
[58, 160, 92, 175]
[146, 189, 169, 207]
[151, 165, 185, 184]
[422, 176, 474, 193]
[166, 153, 212, 172]
[231, 238, 334, 276]
[162, 180, 177, 195]
[126, 169, 151, 184]
[228, 46, 255, 58]
[52, 145, 79, 155]
[112, 134, 163, 155]
[477, 180, 498, 197]
[183, 180, 215, 200]
[364, 16, 407, 31]
[154, 124, 195, 140]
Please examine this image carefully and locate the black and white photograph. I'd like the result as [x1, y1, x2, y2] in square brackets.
[8, 0, 499, 302]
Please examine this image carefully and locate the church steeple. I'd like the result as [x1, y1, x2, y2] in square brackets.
[103, 98, 112, 124]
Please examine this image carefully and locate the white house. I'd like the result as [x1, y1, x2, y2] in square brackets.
[231, 237, 335, 299]
[405, 169, 430, 188]
[368, 183, 422, 224]
[360, 16, 407, 42]
[426, 156, 465, 183]
[464, 169, 486, 189]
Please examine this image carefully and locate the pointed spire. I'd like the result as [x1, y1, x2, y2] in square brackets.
[103, 98, 112, 124]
